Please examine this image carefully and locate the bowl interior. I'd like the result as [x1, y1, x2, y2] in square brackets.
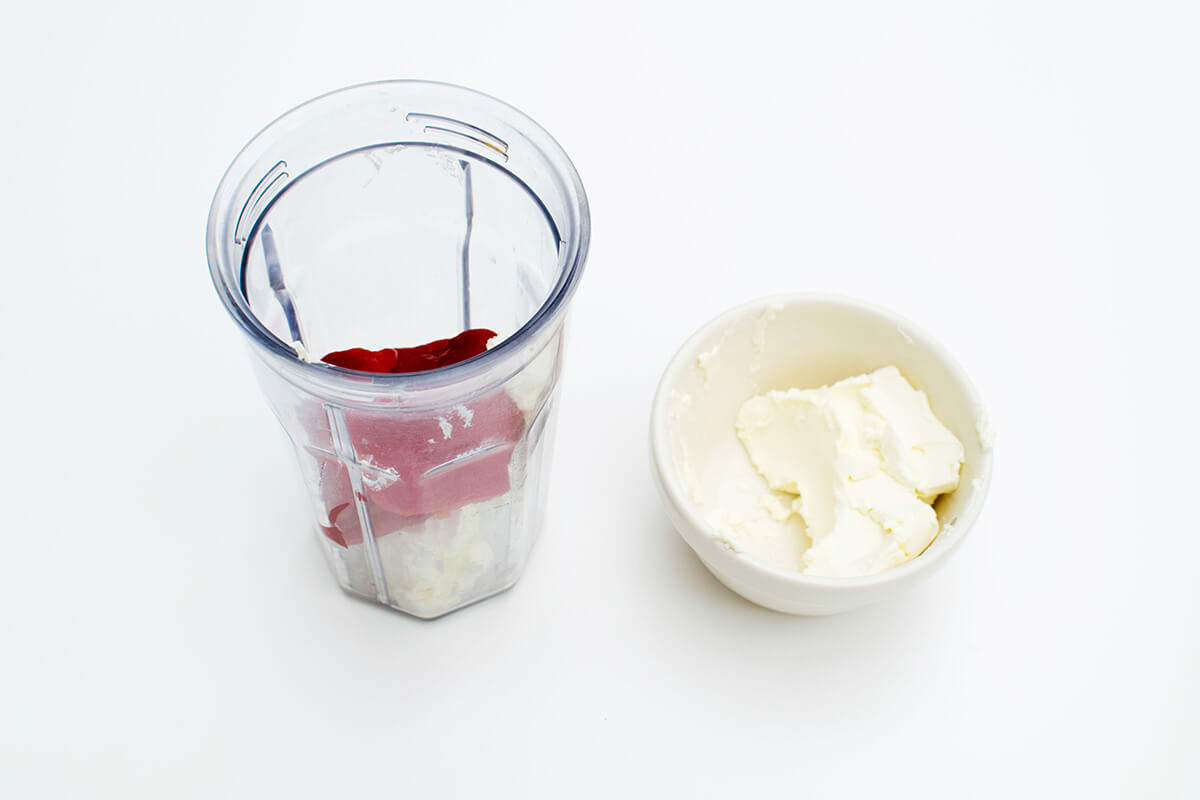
[659, 295, 990, 574]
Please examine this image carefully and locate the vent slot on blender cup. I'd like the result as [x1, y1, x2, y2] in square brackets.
[405, 113, 510, 161]
[234, 160, 290, 246]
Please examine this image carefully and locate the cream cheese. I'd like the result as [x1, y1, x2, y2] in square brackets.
[733, 366, 964, 577]
[375, 498, 499, 612]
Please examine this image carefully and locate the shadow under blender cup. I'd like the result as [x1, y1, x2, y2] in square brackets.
[206, 81, 590, 619]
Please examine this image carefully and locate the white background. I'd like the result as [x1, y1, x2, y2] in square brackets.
[2, 1, 1197, 797]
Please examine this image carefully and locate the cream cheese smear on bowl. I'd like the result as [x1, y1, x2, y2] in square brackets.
[723, 366, 964, 578]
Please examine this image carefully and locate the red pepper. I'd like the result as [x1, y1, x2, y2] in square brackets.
[311, 329, 524, 548]
[321, 347, 399, 373]
[321, 328, 497, 373]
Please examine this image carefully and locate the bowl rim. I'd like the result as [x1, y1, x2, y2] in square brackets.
[649, 291, 993, 591]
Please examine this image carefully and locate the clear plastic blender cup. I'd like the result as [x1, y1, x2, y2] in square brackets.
[206, 81, 590, 618]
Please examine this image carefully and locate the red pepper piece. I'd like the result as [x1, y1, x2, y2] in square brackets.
[322, 329, 497, 374]
[391, 340, 446, 373]
[319, 503, 353, 548]
[436, 328, 497, 369]
[313, 388, 525, 547]
[312, 327, 518, 549]
[322, 347, 399, 373]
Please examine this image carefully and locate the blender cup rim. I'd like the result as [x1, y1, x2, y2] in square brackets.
[206, 79, 590, 390]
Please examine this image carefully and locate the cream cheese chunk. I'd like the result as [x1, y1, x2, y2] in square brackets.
[734, 366, 963, 577]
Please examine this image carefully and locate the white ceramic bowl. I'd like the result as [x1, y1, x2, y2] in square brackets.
[650, 294, 993, 615]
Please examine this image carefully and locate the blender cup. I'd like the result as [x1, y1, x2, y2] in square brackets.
[206, 81, 590, 618]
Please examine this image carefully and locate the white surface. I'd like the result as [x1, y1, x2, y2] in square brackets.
[1, 1, 1197, 797]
